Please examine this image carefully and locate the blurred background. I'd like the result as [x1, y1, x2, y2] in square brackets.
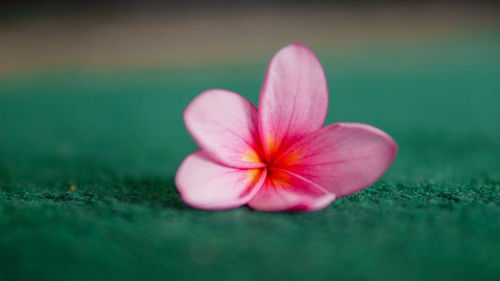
[1, 1, 499, 281]
[1, 0, 499, 175]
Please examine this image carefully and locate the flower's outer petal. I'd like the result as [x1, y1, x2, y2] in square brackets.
[248, 168, 335, 212]
[258, 42, 329, 160]
[175, 151, 267, 210]
[275, 123, 398, 197]
[184, 89, 265, 169]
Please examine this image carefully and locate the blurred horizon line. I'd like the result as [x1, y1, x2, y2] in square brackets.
[1, 2, 499, 75]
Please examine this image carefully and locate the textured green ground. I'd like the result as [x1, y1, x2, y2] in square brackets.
[1, 32, 500, 281]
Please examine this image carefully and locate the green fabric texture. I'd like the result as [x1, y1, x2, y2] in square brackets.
[1, 33, 499, 280]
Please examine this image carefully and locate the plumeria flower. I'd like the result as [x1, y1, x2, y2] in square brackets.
[175, 42, 397, 212]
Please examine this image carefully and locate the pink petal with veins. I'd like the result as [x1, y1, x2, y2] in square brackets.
[176, 42, 398, 212]
[175, 151, 266, 210]
[275, 123, 397, 197]
[184, 89, 265, 169]
[248, 168, 335, 212]
[258, 42, 329, 161]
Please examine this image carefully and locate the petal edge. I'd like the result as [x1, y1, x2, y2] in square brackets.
[248, 168, 335, 212]
[175, 151, 266, 210]
[258, 42, 329, 161]
[184, 89, 265, 169]
[275, 122, 397, 197]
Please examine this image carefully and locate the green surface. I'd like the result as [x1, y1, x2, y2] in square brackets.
[1, 32, 500, 281]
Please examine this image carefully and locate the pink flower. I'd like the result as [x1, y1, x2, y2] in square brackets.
[175, 42, 397, 212]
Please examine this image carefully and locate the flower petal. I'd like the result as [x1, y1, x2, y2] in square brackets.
[184, 89, 265, 169]
[275, 123, 398, 197]
[175, 151, 267, 210]
[258, 42, 329, 160]
[248, 168, 335, 212]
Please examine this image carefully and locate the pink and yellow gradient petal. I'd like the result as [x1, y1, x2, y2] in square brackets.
[184, 89, 265, 169]
[258, 42, 329, 159]
[176, 42, 398, 212]
[241, 148, 263, 164]
[176, 151, 266, 210]
[248, 168, 335, 212]
[278, 123, 398, 197]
